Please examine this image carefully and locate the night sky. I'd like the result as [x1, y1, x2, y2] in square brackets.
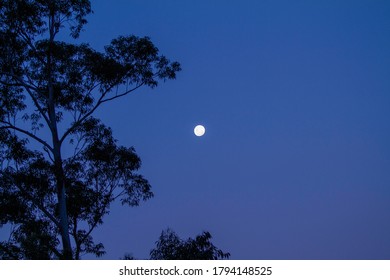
[4, 0, 390, 260]
[86, 0, 390, 260]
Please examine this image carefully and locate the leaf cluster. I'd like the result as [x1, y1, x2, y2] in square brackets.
[150, 229, 230, 260]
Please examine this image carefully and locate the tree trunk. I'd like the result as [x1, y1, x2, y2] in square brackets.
[46, 9, 73, 260]
[53, 146, 73, 259]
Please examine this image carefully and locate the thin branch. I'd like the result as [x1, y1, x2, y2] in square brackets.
[79, 198, 111, 246]
[100, 83, 144, 103]
[59, 95, 105, 144]
[60, 80, 144, 144]
[79, 182, 119, 246]
[72, 134, 88, 158]
[86, 82, 102, 96]
[0, 67, 39, 91]
[0, 123, 53, 152]
[0, 80, 31, 89]
[1, 71, 52, 129]
[24, 71, 40, 90]
[44, 146, 54, 163]
[16, 79, 51, 131]
[11, 181, 61, 230]
[113, 190, 126, 201]
[17, 29, 47, 66]
[69, 81, 100, 123]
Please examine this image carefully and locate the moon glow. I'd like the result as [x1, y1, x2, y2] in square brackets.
[194, 125, 205, 137]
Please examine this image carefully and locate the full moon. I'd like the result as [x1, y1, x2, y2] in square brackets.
[194, 125, 205, 137]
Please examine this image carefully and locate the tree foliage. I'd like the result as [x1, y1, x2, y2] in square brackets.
[150, 229, 230, 260]
[0, 0, 180, 259]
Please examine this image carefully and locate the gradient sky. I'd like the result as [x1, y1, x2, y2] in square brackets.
[83, 0, 390, 260]
[3, 0, 390, 260]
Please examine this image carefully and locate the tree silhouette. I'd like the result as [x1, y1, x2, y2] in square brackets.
[0, 0, 180, 259]
[150, 229, 230, 260]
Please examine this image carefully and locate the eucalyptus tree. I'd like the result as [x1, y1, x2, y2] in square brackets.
[0, 0, 180, 259]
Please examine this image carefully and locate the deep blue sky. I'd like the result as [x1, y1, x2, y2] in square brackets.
[30, 0, 390, 259]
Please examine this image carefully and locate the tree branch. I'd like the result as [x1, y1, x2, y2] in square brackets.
[11, 181, 61, 230]
[59, 82, 144, 145]
[0, 71, 52, 130]
[21, 86, 51, 131]
[59, 89, 107, 144]
[17, 29, 47, 67]
[100, 82, 144, 103]
[79, 191, 115, 246]
[0, 123, 53, 152]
